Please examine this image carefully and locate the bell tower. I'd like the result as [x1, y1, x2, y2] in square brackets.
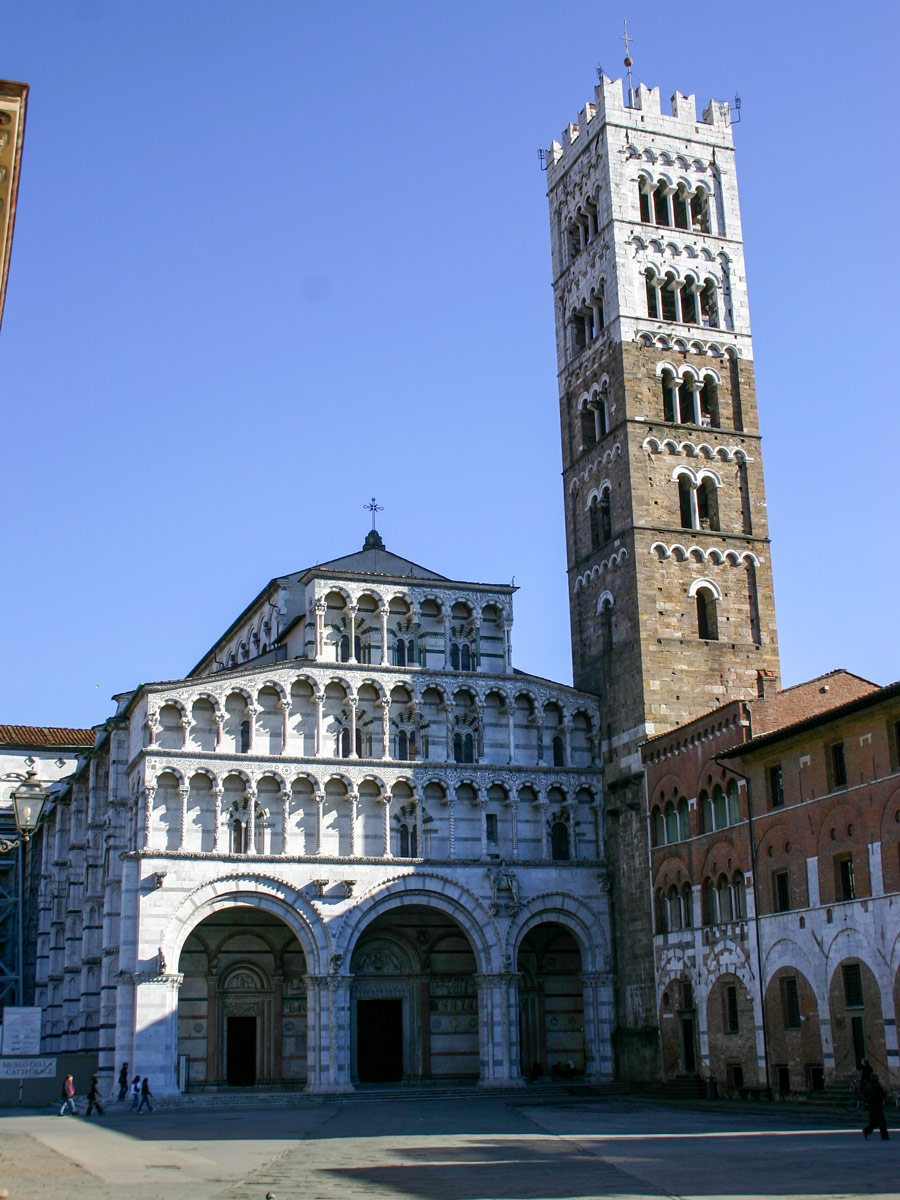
[545, 69, 780, 1073]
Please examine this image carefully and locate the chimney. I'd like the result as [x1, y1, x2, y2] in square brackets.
[757, 669, 776, 699]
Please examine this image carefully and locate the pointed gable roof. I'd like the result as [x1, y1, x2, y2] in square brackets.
[312, 529, 448, 581]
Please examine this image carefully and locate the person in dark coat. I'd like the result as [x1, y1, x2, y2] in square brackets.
[137, 1075, 154, 1113]
[130, 1073, 141, 1111]
[117, 1061, 129, 1101]
[86, 1075, 104, 1116]
[859, 1058, 873, 1089]
[862, 1073, 890, 1141]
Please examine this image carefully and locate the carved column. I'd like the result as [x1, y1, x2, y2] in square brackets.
[314, 598, 326, 659]
[562, 722, 573, 766]
[348, 604, 358, 663]
[314, 791, 325, 856]
[380, 699, 391, 760]
[446, 795, 456, 858]
[281, 787, 290, 855]
[414, 795, 424, 859]
[280, 700, 291, 754]
[509, 797, 520, 860]
[142, 786, 155, 850]
[567, 800, 579, 859]
[580, 970, 615, 1082]
[348, 790, 359, 857]
[314, 692, 325, 758]
[535, 714, 546, 766]
[477, 794, 489, 861]
[443, 614, 452, 668]
[507, 707, 516, 764]
[214, 712, 223, 747]
[246, 786, 257, 855]
[379, 607, 390, 665]
[348, 696, 358, 759]
[380, 793, 392, 858]
[475, 701, 485, 761]
[473, 618, 482, 670]
[178, 785, 189, 850]
[212, 784, 224, 852]
[537, 797, 549, 860]
[245, 705, 258, 753]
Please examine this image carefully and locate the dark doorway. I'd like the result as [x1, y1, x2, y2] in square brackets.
[226, 1015, 257, 1086]
[680, 1015, 697, 1073]
[357, 999, 403, 1082]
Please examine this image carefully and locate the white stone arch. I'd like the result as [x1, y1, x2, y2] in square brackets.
[256, 768, 287, 791]
[825, 926, 891, 992]
[696, 467, 723, 487]
[162, 872, 329, 976]
[642, 436, 662, 453]
[702, 940, 755, 992]
[689, 577, 722, 601]
[725, 550, 742, 565]
[596, 589, 614, 613]
[288, 671, 318, 693]
[160, 697, 189, 723]
[332, 873, 499, 973]
[763, 935, 821, 992]
[221, 767, 253, 793]
[740, 551, 760, 567]
[150, 764, 186, 788]
[257, 679, 288, 705]
[187, 765, 219, 788]
[650, 541, 671, 560]
[223, 686, 254, 707]
[506, 893, 609, 973]
[288, 769, 319, 790]
[193, 691, 222, 719]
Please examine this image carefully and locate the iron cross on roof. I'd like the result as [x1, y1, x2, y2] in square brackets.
[364, 497, 383, 530]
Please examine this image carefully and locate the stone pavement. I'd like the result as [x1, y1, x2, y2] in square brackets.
[0, 1094, 896, 1200]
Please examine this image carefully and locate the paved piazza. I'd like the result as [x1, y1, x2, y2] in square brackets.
[0, 1095, 896, 1200]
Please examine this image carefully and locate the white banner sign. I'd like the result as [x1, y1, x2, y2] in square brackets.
[1, 1007, 42, 1056]
[0, 1057, 57, 1079]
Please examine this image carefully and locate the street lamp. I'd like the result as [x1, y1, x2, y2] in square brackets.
[1, 769, 48, 1007]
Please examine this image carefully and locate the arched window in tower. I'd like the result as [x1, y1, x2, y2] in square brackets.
[551, 820, 571, 861]
[597, 386, 609, 436]
[600, 488, 612, 542]
[645, 269, 659, 319]
[681, 276, 699, 324]
[746, 561, 761, 645]
[678, 379, 696, 424]
[661, 371, 677, 422]
[581, 402, 597, 450]
[660, 273, 678, 322]
[738, 459, 753, 534]
[600, 599, 613, 654]
[690, 190, 711, 234]
[396, 729, 409, 760]
[701, 378, 720, 427]
[653, 183, 670, 227]
[590, 286, 605, 333]
[552, 735, 564, 767]
[638, 180, 651, 223]
[678, 476, 695, 529]
[589, 495, 602, 550]
[339, 634, 350, 663]
[696, 587, 719, 641]
[672, 187, 689, 230]
[700, 278, 719, 328]
[697, 478, 720, 531]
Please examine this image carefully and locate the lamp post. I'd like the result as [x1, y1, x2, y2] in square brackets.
[2, 769, 48, 1006]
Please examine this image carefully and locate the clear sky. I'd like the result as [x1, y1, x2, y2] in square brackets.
[1, 1, 897, 728]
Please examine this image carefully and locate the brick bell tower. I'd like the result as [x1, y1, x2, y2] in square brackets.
[545, 66, 780, 1074]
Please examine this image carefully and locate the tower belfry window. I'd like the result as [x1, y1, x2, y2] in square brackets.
[696, 588, 719, 641]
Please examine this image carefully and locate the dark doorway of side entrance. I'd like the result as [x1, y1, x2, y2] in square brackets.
[227, 1015, 257, 1086]
[357, 998, 403, 1082]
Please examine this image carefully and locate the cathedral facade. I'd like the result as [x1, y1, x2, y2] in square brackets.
[36, 536, 612, 1093]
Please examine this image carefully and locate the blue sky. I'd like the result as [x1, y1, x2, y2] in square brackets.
[1, 1, 897, 727]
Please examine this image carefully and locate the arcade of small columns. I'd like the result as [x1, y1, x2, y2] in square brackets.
[215, 588, 513, 676]
[138, 763, 603, 864]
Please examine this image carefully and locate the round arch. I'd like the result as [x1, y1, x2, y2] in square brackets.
[506, 894, 609, 973]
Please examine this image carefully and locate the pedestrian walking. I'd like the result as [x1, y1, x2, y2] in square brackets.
[137, 1075, 153, 1113]
[57, 1074, 76, 1116]
[862, 1073, 890, 1141]
[117, 1061, 129, 1101]
[86, 1075, 105, 1117]
[860, 1058, 873, 1089]
[130, 1073, 141, 1111]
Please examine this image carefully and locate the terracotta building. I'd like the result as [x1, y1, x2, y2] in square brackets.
[642, 670, 900, 1093]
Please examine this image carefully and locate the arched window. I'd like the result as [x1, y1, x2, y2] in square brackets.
[552, 735, 564, 767]
[395, 639, 407, 667]
[672, 187, 689, 231]
[656, 889, 668, 934]
[551, 820, 570, 861]
[596, 388, 609, 437]
[645, 270, 659, 319]
[678, 800, 690, 840]
[653, 183, 670, 227]
[339, 634, 350, 662]
[453, 732, 463, 763]
[340, 728, 351, 758]
[691, 190, 711, 233]
[679, 379, 696, 424]
[699, 789, 712, 832]
[600, 489, 612, 542]
[355, 634, 363, 662]
[460, 644, 471, 672]
[717, 874, 733, 923]
[732, 872, 746, 919]
[697, 478, 720, 531]
[713, 785, 727, 829]
[397, 729, 409, 760]
[601, 600, 613, 654]
[678, 476, 694, 529]
[668, 885, 682, 931]
[254, 809, 266, 855]
[701, 378, 720, 427]
[746, 561, 761, 645]
[450, 643, 460, 670]
[696, 587, 719, 641]
[407, 638, 415, 665]
[399, 824, 410, 856]
[660, 273, 677, 322]
[681, 277, 699, 324]
[702, 878, 717, 925]
[239, 720, 250, 754]
[463, 733, 474, 764]
[638, 181, 651, 223]
[665, 805, 679, 844]
[700, 278, 719, 328]
[589, 495, 602, 550]
[662, 372, 677, 422]
[682, 883, 694, 928]
[727, 779, 740, 824]
[356, 727, 363, 757]
[581, 403, 597, 449]
[231, 819, 246, 854]
[652, 807, 665, 845]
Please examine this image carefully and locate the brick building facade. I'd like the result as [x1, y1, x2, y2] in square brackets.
[642, 670, 900, 1093]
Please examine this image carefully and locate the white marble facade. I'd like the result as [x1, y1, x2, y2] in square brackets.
[36, 536, 613, 1093]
